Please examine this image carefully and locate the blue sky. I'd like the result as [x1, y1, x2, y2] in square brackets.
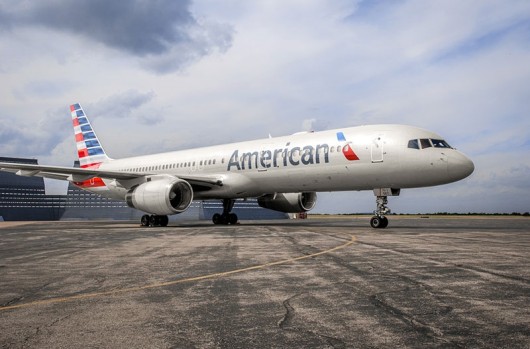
[0, 0, 529, 213]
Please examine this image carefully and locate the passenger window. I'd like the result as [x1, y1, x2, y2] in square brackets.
[420, 139, 432, 149]
[408, 139, 419, 149]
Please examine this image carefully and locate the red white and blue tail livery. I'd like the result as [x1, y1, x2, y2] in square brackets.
[69, 104, 111, 191]
[0, 103, 474, 228]
[70, 103, 110, 168]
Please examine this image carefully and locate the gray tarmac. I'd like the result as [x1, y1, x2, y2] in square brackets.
[0, 217, 529, 349]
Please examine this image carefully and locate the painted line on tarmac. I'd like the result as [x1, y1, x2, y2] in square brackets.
[0, 235, 356, 311]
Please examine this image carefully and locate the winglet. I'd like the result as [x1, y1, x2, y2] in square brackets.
[70, 103, 111, 168]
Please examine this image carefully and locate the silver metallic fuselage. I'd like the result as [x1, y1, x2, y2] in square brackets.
[99, 124, 474, 200]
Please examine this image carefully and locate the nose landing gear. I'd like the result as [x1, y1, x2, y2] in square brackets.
[212, 199, 239, 225]
[371, 188, 400, 229]
[370, 196, 389, 228]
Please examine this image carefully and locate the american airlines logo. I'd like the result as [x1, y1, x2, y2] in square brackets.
[227, 142, 359, 171]
[342, 144, 359, 161]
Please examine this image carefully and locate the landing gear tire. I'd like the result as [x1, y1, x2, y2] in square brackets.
[159, 215, 169, 227]
[370, 216, 382, 229]
[143, 214, 169, 227]
[228, 213, 238, 225]
[212, 199, 238, 225]
[212, 213, 238, 225]
[370, 216, 389, 229]
[141, 215, 150, 227]
[149, 215, 158, 227]
[212, 213, 222, 224]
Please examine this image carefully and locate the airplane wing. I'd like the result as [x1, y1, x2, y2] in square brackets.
[0, 161, 136, 181]
[0, 162, 223, 188]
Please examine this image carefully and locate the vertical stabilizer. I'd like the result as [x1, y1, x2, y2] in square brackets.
[70, 103, 111, 168]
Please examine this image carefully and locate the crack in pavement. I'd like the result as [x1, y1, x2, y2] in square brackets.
[21, 314, 72, 347]
[0, 282, 52, 308]
[453, 264, 530, 284]
[0, 295, 25, 308]
[357, 240, 530, 284]
[370, 291, 465, 348]
[277, 293, 346, 348]
[277, 293, 301, 329]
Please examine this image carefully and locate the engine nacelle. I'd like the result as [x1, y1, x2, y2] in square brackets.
[125, 178, 193, 215]
[258, 192, 317, 213]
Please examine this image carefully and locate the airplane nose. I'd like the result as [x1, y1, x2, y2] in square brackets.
[447, 151, 474, 182]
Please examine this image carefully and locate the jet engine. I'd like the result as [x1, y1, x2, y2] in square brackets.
[257, 192, 317, 213]
[125, 178, 193, 215]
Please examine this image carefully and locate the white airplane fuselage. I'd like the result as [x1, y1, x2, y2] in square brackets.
[98, 124, 473, 200]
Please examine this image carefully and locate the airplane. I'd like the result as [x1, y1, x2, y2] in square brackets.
[0, 103, 474, 228]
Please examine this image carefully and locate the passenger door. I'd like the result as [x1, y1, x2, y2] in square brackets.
[371, 136, 384, 163]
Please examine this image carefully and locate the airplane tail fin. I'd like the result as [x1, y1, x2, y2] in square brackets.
[70, 103, 111, 168]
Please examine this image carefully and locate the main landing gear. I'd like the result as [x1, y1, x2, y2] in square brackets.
[141, 214, 169, 227]
[212, 199, 238, 225]
[370, 188, 400, 229]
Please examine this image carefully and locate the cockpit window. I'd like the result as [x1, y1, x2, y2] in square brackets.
[407, 139, 420, 149]
[409, 138, 453, 150]
[420, 138, 432, 149]
[431, 139, 452, 148]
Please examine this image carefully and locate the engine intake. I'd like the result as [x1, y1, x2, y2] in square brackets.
[125, 178, 193, 215]
[258, 192, 317, 213]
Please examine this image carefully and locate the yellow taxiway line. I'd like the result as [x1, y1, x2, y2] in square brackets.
[0, 235, 356, 311]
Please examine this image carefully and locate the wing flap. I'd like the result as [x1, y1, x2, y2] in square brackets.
[16, 169, 41, 177]
[38, 172, 72, 181]
[179, 175, 224, 187]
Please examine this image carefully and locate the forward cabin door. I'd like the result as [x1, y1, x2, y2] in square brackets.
[371, 135, 384, 163]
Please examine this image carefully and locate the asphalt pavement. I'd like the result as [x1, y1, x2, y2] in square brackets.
[0, 217, 529, 348]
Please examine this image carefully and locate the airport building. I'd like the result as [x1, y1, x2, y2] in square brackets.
[0, 157, 287, 222]
[0, 157, 65, 221]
